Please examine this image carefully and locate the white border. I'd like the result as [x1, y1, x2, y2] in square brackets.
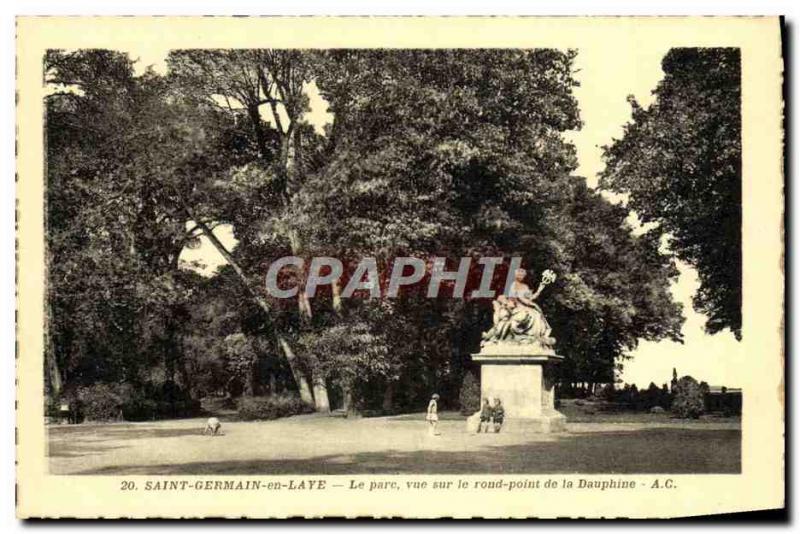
[4, 1, 794, 531]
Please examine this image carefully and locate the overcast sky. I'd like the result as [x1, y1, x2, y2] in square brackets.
[566, 44, 743, 388]
[124, 46, 743, 388]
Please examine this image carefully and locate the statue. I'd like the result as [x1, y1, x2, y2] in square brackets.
[481, 267, 556, 351]
[473, 267, 566, 432]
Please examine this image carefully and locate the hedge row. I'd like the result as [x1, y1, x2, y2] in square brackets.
[52, 382, 201, 422]
[237, 394, 315, 421]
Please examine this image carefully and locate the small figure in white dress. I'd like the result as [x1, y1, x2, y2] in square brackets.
[426, 394, 440, 436]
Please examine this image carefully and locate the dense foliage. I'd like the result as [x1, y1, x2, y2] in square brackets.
[671, 376, 706, 419]
[601, 48, 742, 339]
[237, 394, 315, 421]
[75, 384, 124, 422]
[458, 372, 481, 415]
[595, 382, 673, 412]
[45, 48, 689, 420]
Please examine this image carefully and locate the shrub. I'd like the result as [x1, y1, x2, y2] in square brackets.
[76, 384, 124, 422]
[153, 381, 202, 419]
[659, 384, 673, 409]
[172, 398, 202, 418]
[121, 391, 201, 421]
[638, 383, 661, 411]
[237, 393, 314, 421]
[600, 384, 616, 402]
[45, 396, 62, 419]
[66, 381, 201, 422]
[121, 397, 158, 421]
[671, 376, 705, 419]
[458, 372, 481, 415]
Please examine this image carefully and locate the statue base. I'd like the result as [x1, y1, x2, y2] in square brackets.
[471, 347, 566, 433]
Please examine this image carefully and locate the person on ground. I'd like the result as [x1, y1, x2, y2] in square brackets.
[478, 398, 493, 433]
[426, 393, 440, 436]
[492, 398, 505, 433]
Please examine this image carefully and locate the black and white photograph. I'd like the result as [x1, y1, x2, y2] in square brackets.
[14, 15, 784, 519]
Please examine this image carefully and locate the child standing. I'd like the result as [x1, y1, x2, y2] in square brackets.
[426, 394, 440, 436]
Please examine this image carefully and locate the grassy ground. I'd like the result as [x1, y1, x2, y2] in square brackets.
[48, 407, 740, 475]
[557, 399, 742, 424]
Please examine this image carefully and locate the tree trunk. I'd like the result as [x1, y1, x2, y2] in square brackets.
[298, 287, 313, 319]
[269, 373, 277, 395]
[382, 382, 394, 414]
[246, 358, 260, 396]
[46, 352, 62, 400]
[342, 385, 356, 418]
[312, 378, 330, 412]
[324, 280, 346, 417]
[277, 336, 315, 406]
[193, 219, 315, 405]
[246, 103, 271, 162]
[297, 286, 332, 412]
[290, 231, 332, 413]
[332, 279, 343, 313]
[179, 361, 193, 399]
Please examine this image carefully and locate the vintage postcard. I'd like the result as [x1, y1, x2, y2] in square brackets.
[16, 16, 784, 518]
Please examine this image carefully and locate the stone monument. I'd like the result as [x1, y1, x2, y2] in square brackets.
[471, 267, 566, 432]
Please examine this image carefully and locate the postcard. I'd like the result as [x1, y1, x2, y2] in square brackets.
[15, 16, 784, 518]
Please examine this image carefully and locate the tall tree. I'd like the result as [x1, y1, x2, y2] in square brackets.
[292, 49, 583, 409]
[45, 48, 687, 415]
[544, 180, 684, 389]
[167, 50, 327, 409]
[600, 48, 742, 339]
[45, 50, 305, 405]
[297, 50, 683, 399]
[45, 50, 203, 397]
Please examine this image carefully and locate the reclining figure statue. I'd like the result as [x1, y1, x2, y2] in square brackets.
[481, 267, 557, 351]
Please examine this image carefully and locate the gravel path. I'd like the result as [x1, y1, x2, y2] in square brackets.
[48, 414, 741, 475]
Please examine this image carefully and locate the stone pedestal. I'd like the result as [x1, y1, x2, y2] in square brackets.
[472, 346, 566, 433]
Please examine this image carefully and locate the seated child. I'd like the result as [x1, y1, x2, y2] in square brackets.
[492, 398, 505, 433]
[478, 398, 492, 433]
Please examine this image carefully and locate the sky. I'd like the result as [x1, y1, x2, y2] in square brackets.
[565, 44, 743, 388]
[127, 45, 743, 389]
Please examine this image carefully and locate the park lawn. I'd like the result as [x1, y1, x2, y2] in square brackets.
[557, 401, 741, 424]
[48, 412, 740, 476]
[393, 404, 741, 425]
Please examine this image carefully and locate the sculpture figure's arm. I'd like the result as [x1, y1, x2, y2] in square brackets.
[517, 283, 543, 306]
[528, 271, 556, 302]
[530, 284, 545, 301]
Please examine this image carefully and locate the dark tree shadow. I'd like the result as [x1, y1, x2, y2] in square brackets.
[72, 428, 741, 476]
[47, 444, 128, 459]
[47, 427, 208, 459]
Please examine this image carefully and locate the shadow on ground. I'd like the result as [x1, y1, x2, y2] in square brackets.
[48, 426, 208, 458]
[47, 443, 129, 459]
[71, 428, 740, 476]
[49, 426, 205, 442]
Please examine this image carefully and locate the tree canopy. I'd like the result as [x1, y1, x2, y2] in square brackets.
[600, 48, 742, 339]
[45, 47, 686, 415]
